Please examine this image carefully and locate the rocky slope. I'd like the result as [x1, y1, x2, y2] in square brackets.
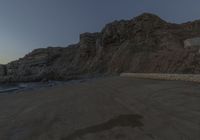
[1, 13, 200, 82]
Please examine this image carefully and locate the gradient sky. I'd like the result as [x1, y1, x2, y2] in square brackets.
[0, 0, 200, 64]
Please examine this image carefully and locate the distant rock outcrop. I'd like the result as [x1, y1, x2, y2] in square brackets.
[0, 65, 6, 76]
[1, 13, 200, 82]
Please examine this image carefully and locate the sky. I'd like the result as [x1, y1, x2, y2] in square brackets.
[0, 0, 200, 64]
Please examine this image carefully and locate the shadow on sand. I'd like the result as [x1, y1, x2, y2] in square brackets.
[62, 114, 143, 140]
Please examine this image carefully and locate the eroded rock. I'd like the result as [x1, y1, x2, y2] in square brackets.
[0, 65, 6, 76]
[1, 13, 200, 82]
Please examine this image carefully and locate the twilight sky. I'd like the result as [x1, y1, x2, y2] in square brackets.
[0, 0, 200, 64]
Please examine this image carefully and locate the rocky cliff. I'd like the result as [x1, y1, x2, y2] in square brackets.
[1, 13, 200, 82]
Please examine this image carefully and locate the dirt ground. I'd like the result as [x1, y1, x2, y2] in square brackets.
[0, 77, 199, 140]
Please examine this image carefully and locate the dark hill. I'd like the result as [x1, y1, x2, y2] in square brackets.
[1, 13, 200, 82]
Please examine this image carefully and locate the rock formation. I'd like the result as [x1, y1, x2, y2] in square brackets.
[0, 65, 6, 76]
[1, 13, 200, 82]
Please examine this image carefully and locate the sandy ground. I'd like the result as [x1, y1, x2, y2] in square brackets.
[0, 77, 199, 140]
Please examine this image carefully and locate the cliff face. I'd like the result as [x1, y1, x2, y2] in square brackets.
[0, 65, 6, 76]
[1, 13, 200, 82]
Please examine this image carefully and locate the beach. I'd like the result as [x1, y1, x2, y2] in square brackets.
[0, 76, 199, 140]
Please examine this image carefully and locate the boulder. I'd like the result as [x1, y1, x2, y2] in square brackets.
[184, 37, 200, 48]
